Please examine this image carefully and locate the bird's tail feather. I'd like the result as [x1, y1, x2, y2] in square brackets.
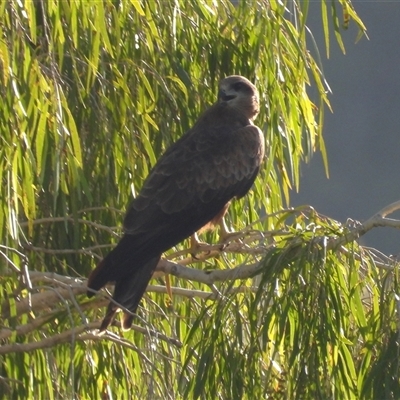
[87, 257, 108, 297]
[87, 235, 147, 297]
[99, 256, 160, 331]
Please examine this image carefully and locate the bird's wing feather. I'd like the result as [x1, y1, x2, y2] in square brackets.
[124, 106, 264, 235]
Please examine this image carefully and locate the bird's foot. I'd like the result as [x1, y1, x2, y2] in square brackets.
[217, 218, 243, 244]
[218, 220, 244, 246]
[190, 233, 212, 259]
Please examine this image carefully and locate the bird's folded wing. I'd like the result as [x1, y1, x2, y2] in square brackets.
[124, 124, 264, 233]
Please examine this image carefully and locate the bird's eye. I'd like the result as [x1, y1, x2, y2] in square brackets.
[233, 82, 244, 91]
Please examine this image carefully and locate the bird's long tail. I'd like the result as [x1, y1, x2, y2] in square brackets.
[99, 256, 161, 331]
[87, 235, 145, 297]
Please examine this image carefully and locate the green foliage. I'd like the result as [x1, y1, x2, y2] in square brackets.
[180, 209, 400, 399]
[2, 1, 397, 399]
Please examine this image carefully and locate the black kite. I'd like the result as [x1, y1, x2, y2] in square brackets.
[87, 75, 265, 331]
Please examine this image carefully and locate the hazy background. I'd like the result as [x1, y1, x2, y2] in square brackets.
[290, 1, 400, 255]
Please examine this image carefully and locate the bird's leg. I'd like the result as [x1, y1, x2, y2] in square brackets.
[190, 232, 201, 248]
[212, 203, 240, 243]
[218, 216, 231, 241]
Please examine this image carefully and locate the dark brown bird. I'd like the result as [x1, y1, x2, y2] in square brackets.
[87, 75, 265, 331]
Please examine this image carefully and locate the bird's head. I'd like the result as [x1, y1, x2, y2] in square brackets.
[218, 75, 260, 121]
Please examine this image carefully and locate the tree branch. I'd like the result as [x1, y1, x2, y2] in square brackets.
[2, 201, 400, 352]
[330, 200, 400, 250]
[0, 319, 182, 355]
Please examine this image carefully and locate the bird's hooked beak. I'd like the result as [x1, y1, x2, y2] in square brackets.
[218, 89, 236, 102]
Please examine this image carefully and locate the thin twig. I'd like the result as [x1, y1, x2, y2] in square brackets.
[0, 320, 182, 355]
[329, 201, 400, 249]
[19, 216, 120, 236]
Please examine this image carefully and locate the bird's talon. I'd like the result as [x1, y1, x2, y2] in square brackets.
[190, 233, 211, 258]
[219, 243, 228, 251]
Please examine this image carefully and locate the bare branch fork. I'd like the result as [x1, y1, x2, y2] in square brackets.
[1, 201, 400, 354]
[332, 199, 400, 247]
